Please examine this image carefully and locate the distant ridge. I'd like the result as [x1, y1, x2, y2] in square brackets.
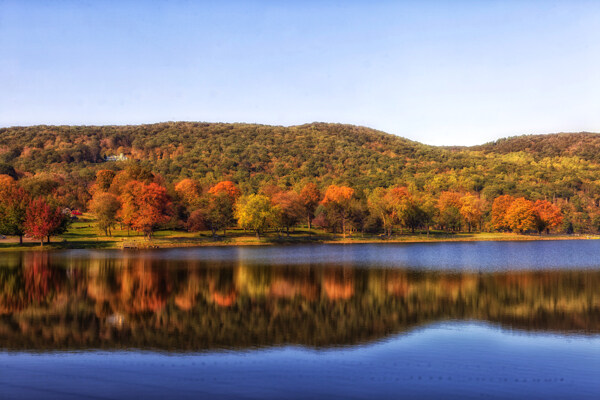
[471, 132, 600, 160]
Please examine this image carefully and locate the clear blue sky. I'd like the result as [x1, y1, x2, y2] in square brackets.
[1, 0, 599, 145]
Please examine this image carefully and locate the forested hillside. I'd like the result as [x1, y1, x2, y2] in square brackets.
[0, 122, 441, 190]
[1, 122, 600, 235]
[1, 122, 599, 198]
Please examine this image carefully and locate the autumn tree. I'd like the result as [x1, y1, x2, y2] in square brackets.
[208, 181, 241, 203]
[437, 191, 462, 231]
[174, 178, 202, 208]
[505, 197, 536, 233]
[299, 182, 321, 229]
[0, 175, 30, 244]
[119, 181, 171, 239]
[95, 170, 116, 192]
[460, 193, 484, 233]
[186, 209, 208, 232]
[24, 198, 63, 246]
[235, 194, 279, 238]
[321, 185, 354, 238]
[89, 192, 121, 236]
[533, 200, 563, 234]
[491, 195, 515, 231]
[367, 187, 409, 237]
[271, 190, 304, 236]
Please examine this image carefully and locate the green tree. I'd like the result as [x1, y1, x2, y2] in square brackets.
[89, 192, 121, 236]
[235, 194, 279, 238]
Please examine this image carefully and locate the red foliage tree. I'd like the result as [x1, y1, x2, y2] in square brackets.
[0, 176, 30, 244]
[24, 198, 63, 246]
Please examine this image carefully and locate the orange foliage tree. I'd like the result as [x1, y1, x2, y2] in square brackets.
[119, 181, 172, 239]
[299, 182, 321, 229]
[437, 191, 462, 231]
[95, 170, 116, 192]
[491, 194, 515, 231]
[460, 193, 484, 233]
[321, 185, 354, 238]
[208, 181, 241, 203]
[505, 197, 536, 233]
[533, 200, 563, 234]
[174, 178, 201, 208]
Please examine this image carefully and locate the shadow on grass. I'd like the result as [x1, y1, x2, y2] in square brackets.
[0, 240, 118, 251]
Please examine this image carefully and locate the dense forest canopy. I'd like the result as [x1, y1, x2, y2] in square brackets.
[1, 122, 600, 235]
[0, 122, 598, 196]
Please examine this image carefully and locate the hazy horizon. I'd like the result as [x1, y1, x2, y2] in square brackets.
[2, 0, 599, 145]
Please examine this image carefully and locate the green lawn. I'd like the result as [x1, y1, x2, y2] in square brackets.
[1, 216, 597, 252]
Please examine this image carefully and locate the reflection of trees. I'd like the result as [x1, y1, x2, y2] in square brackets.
[0, 253, 599, 351]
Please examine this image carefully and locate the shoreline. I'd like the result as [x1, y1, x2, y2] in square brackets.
[1, 231, 598, 252]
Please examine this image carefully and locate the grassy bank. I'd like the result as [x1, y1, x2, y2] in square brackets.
[1, 216, 598, 252]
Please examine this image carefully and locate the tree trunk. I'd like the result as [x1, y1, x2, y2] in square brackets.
[342, 218, 346, 238]
[40, 239, 44, 247]
[256, 231, 260, 239]
[19, 235, 23, 245]
[47, 236, 50, 244]
[307, 216, 311, 230]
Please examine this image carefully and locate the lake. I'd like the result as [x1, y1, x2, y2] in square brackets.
[0, 241, 599, 399]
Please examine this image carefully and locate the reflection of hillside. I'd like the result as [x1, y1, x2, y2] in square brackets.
[0, 253, 598, 351]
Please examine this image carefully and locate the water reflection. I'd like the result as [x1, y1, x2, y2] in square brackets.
[0, 250, 599, 352]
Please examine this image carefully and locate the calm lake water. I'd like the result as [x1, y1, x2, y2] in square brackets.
[0, 241, 599, 399]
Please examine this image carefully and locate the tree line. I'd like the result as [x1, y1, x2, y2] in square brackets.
[0, 162, 567, 243]
[1, 123, 599, 235]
